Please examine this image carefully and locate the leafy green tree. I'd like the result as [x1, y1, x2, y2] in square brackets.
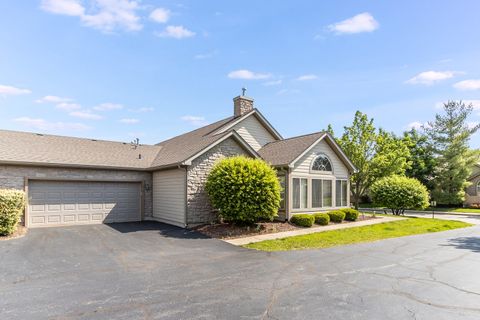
[425, 101, 480, 205]
[336, 111, 410, 209]
[403, 129, 437, 191]
[205, 156, 281, 224]
[371, 175, 429, 215]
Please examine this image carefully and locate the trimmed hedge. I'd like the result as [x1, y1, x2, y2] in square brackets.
[205, 156, 281, 224]
[290, 214, 315, 227]
[341, 208, 360, 221]
[371, 175, 429, 215]
[327, 210, 345, 223]
[0, 189, 25, 236]
[314, 213, 330, 225]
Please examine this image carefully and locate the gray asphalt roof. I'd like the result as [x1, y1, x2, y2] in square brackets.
[0, 115, 239, 170]
[258, 131, 325, 166]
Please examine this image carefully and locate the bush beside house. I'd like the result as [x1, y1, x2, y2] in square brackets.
[290, 214, 315, 227]
[328, 210, 346, 223]
[371, 175, 429, 215]
[341, 208, 360, 221]
[0, 189, 25, 236]
[314, 213, 330, 225]
[205, 156, 281, 225]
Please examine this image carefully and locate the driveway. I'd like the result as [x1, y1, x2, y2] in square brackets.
[1, 221, 480, 320]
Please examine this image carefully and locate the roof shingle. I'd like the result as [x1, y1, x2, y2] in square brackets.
[258, 131, 325, 166]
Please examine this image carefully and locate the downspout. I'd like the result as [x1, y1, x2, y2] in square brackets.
[180, 164, 188, 229]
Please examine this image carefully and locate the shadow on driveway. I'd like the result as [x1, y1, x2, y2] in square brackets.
[104, 221, 209, 240]
[444, 236, 480, 253]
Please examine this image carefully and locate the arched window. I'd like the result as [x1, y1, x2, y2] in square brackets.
[312, 155, 332, 172]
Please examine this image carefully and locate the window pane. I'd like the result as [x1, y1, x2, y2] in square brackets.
[335, 180, 342, 207]
[278, 175, 285, 210]
[312, 179, 322, 208]
[293, 178, 300, 209]
[312, 155, 332, 171]
[323, 180, 332, 207]
[301, 178, 308, 208]
[342, 180, 348, 206]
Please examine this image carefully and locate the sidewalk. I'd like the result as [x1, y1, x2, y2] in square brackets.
[225, 216, 404, 246]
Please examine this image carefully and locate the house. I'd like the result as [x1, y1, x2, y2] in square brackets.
[465, 164, 480, 206]
[0, 94, 356, 228]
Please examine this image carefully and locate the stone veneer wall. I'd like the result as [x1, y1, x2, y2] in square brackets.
[186, 138, 250, 225]
[465, 175, 480, 205]
[0, 165, 153, 219]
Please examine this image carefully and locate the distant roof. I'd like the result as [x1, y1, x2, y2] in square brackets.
[0, 129, 161, 170]
[258, 132, 325, 166]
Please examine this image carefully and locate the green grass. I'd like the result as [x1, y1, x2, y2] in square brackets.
[244, 218, 472, 251]
[359, 203, 480, 214]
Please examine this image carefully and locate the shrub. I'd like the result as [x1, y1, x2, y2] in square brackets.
[371, 175, 429, 215]
[314, 213, 330, 225]
[327, 210, 345, 223]
[205, 156, 281, 224]
[0, 189, 25, 236]
[290, 214, 315, 227]
[341, 208, 360, 221]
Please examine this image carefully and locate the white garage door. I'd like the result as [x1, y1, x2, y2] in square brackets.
[28, 180, 141, 227]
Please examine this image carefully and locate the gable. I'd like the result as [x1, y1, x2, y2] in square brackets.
[231, 114, 278, 151]
[292, 139, 349, 178]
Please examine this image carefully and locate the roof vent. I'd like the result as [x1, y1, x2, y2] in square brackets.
[36, 133, 44, 136]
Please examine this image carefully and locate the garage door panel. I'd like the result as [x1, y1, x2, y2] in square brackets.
[28, 181, 141, 227]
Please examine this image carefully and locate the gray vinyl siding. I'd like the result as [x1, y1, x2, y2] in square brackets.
[292, 139, 349, 177]
[152, 168, 186, 227]
[232, 115, 277, 151]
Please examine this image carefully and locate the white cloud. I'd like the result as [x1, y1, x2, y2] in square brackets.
[181, 115, 207, 126]
[454, 79, 480, 91]
[149, 8, 170, 23]
[130, 107, 154, 113]
[328, 12, 379, 34]
[40, 0, 84, 16]
[119, 118, 139, 124]
[41, 0, 142, 33]
[0, 84, 31, 96]
[296, 74, 318, 81]
[35, 95, 72, 103]
[155, 25, 195, 39]
[56, 102, 82, 111]
[69, 111, 103, 120]
[263, 79, 282, 86]
[406, 71, 458, 85]
[228, 69, 271, 80]
[93, 102, 123, 111]
[194, 50, 218, 59]
[14, 117, 90, 131]
[407, 121, 425, 130]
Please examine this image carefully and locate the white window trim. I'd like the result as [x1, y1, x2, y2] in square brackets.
[336, 179, 349, 207]
[292, 177, 309, 210]
[311, 178, 334, 210]
[309, 153, 334, 175]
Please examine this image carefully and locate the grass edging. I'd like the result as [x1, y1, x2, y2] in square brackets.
[244, 217, 472, 251]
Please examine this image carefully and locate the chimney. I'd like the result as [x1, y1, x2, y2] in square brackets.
[233, 87, 254, 117]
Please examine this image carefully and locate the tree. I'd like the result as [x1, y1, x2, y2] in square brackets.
[335, 111, 410, 209]
[205, 156, 281, 224]
[403, 129, 437, 191]
[370, 175, 429, 215]
[425, 101, 480, 205]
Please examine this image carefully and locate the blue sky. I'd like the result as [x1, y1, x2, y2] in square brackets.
[1, 1, 480, 146]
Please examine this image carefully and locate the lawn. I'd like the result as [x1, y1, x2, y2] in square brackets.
[359, 203, 480, 214]
[244, 217, 472, 251]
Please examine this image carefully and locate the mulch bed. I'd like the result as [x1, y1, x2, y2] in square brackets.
[0, 225, 28, 241]
[194, 214, 375, 240]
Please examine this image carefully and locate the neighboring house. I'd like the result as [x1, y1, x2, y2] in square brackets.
[465, 164, 480, 206]
[0, 94, 356, 228]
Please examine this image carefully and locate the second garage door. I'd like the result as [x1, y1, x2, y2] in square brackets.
[28, 180, 141, 227]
